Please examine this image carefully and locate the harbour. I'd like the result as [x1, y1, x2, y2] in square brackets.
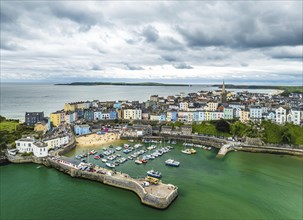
[1, 145, 302, 220]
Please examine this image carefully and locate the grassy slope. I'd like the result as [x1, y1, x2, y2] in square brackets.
[0, 121, 19, 132]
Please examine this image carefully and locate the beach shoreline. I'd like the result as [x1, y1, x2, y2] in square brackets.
[75, 132, 121, 147]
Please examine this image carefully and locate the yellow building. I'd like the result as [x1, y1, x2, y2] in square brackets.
[64, 103, 76, 112]
[205, 111, 211, 121]
[34, 121, 48, 133]
[239, 110, 250, 123]
[50, 111, 65, 127]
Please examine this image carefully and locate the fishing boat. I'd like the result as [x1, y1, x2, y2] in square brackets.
[147, 170, 162, 178]
[165, 159, 180, 167]
[106, 162, 115, 168]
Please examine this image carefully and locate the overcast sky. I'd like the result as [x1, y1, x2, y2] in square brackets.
[1, 1, 302, 85]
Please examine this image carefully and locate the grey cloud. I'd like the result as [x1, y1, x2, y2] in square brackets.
[173, 63, 193, 69]
[90, 64, 104, 71]
[142, 25, 159, 42]
[262, 47, 303, 59]
[124, 63, 145, 70]
[0, 40, 24, 51]
[161, 55, 179, 62]
[156, 37, 184, 51]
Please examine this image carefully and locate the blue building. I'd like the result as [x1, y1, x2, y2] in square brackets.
[84, 110, 94, 121]
[113, 102, 122, 109]
[109, 110, 118, 120]
[160, 114, 166, 122]
[76, 109, 84, 119]
[74, 124, 91, 135]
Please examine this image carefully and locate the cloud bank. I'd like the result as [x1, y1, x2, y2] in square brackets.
[1, 1, 302, 84]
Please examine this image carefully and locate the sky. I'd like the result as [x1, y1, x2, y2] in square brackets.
[1, 1, 302, 85]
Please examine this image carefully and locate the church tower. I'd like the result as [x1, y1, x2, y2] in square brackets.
[221, 80, 227, 103]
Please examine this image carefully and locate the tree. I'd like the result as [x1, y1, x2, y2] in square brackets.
[215, 119, 230, 133]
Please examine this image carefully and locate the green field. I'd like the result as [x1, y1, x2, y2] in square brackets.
[0, 121, 19, 132]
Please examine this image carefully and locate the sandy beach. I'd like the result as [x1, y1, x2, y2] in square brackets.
[75, 132, 121, 147]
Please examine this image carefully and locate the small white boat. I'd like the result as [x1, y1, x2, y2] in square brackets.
[106, 162, 115, 168]
[165, 159, 180, 167]
[101, 159, 108, 163]
[147, 170, 162, 178]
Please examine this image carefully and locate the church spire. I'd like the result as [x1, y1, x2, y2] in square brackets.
[221, 80, 227, 103]
[222, 80, 226, 94]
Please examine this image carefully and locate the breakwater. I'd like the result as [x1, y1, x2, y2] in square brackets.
[6, 152, 178, 209]
[237, 145, 303, 156]
[47, 158, 178, 209]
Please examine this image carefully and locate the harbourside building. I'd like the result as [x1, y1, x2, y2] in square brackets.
[15, 137, 48, 157]
[43, 135, 70, 149]
[74, 124, 91, 136]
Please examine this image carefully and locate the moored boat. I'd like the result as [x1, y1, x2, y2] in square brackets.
[106, 162, 115, 168]
[94, 155, 101, 160]
[165, 159, 180, 167]
[135, 159, 142, 164]
[181, 149, 192, 154]
[147, 170, 162, 178]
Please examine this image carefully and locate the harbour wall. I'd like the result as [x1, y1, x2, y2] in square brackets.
[47, 158, 178, 209]
[237, 145, 303, 156]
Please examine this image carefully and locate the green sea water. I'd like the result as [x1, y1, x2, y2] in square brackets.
[1, 142, 302, 220]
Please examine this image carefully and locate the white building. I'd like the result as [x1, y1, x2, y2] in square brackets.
[15, 137, 35, 153]
[15, 137, 48, 157]
[43, 135, 70, 149]
[101, 112, 110, 120]
[32, 141, 48, 157]
[150, 114, 161, 121]
[94, 111, 102, 121]
[211, 111, 224, 120]
[250, 106, 263, 122]
[123, 109, 142, 120]
[206, 102, 218, 111]
[267, 111, 276, 122]
[275, 107, 287, 124]
[179, 102, 189, 111]
[287, 109, 301, 125]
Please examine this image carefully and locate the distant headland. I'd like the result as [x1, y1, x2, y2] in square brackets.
[55, 82, 192, 86]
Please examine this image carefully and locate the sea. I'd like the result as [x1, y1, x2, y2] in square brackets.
[0, 83, 302, 220]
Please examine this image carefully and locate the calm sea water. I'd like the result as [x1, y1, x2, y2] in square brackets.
[1, 141, 302, 220]
[0, 83, 278, 120]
